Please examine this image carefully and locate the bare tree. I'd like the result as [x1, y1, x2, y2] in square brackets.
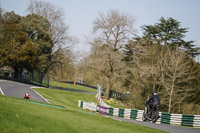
[49, 49, 76, 81]
[27, 0, 73, 49]
[88, 9, 136, 100]
[27, 0, 77, 82]
[126, 41, 163, 108]
[159, 46, 196, 113]
[93, 9, 136, 51]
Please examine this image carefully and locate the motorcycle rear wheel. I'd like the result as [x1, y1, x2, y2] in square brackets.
[152, 110, 159, 123]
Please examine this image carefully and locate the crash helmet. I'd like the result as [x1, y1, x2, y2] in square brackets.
[152, 92, 157, 96]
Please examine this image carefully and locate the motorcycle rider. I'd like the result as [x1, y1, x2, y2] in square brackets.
[24, 93, 30, 99]
[145, 92, 160, 115]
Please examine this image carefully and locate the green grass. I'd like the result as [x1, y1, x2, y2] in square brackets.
[0, 88, 167, 133]
[50, 81, 97, 93]
[33, 87, 96, 110]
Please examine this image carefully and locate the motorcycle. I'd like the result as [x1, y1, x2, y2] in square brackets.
[24, 93, 30, 99]
[142, 104, 160, 123]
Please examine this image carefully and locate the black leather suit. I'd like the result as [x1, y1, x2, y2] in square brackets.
[145, 94, 160, 114]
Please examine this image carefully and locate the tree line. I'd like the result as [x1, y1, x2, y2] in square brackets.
[0, 0, 75, 83]
[77, 10, 200, 114]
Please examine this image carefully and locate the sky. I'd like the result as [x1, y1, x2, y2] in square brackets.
[1, 0, 200, 59]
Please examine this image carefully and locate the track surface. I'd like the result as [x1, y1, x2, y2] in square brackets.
[50, 86, 95, 94]
[107, 116, 200, 133]
[0, 80, 48, 103]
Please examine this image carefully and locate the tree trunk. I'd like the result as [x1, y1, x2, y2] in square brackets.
[105, 77, 112, 100]
[39, 73, 45, 84]
[168, 57, 178, 113]
[13, 68, 19, 79]
[19, 67, 23, 80]
[31, 71, 34, 81]
[105, 84, 110, 100]
[168, 91, 172, 113]
[13, 67, 23, 80]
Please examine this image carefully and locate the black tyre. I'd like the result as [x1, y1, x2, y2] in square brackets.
[142, 112, 147, 121]
[152, 118, 157, 123]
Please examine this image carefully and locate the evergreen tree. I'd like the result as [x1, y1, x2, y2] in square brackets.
[21, 14, 53, 80]
[0, 11, 39, 79]
[137, 17, 200, 57]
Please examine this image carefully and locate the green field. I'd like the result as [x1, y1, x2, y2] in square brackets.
[0, 85, 167, 133]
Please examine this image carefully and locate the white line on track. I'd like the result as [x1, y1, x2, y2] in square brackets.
[30, 87, 50, 104]
[0, 86, 4, 95]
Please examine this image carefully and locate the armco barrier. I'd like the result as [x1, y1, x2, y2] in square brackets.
[78, 100, 200, 127]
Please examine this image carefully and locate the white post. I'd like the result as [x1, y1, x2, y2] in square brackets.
[97, 84, 101, 97]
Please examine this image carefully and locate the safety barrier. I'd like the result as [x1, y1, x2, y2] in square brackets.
[79, 84, 200, 127]
[161, 112, 200, 127]
[96, 92, 110, 107]
[78, 100, 200, 127]
[78, 100, 97, 111]
[99, 106, 108, 115]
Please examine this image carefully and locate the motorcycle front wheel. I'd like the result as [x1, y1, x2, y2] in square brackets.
[142, 112, 147, 121]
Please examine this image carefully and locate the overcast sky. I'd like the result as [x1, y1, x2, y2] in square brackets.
[1, 0, 200, 58]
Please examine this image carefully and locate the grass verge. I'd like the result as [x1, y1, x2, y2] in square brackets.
[0, 88, 167, 133]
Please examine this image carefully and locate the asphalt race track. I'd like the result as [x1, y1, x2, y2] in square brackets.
[0, 80, 48, 103]
[106, 116, 200, 133]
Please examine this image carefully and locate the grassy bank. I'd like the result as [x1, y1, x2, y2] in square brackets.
[0, 87, 167, 133]
[33, 87, 96, 109]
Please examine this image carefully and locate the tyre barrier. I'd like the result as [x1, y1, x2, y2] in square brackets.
[99, 106, 108, 115]
[78, 100, 97, 111]
[78, 100, 200, 127]
[161, 112, 200, 127]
